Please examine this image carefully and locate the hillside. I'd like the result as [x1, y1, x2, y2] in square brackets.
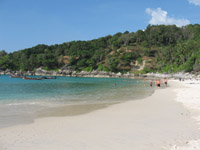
[1, 24, 200, 73]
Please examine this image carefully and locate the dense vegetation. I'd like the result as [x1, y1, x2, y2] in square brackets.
[1, 24, 200, 73]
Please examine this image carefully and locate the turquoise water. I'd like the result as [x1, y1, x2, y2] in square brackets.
[0, 75, 153, 128]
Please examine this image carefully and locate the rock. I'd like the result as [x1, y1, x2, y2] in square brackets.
[4, 69, 13, 75]
[123, 72, 132, 78]
[26, 70, 35, 75]
[91, 70, 99, 75]
[35, 67, 46, 76]
[116, 72, 122, 77]
[58, 65, 73, 76]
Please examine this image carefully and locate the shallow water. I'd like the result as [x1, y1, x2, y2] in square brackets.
[0, 75, 154, 128]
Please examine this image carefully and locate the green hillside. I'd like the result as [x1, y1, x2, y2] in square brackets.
[1, 24, 200, 73]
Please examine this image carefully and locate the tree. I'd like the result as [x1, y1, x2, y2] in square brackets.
[0, 50, 7, 58]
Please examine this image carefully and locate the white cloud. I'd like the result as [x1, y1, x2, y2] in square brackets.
[188, 0, 200, 6]
[145, 8, 190, 27]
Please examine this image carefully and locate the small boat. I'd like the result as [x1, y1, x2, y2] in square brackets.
[42, 76, 56, 79]
[23, 76, 43, 80]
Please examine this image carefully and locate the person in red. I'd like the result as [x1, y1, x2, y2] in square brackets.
[163, 77, 168, 87]
[155, 79, 161, 88]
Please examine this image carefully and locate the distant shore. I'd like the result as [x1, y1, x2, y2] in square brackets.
[1, 79, 200, 149]
[1, 66, 200, 80]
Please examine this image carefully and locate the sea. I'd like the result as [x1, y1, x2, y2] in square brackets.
[0, 75, 154, 128]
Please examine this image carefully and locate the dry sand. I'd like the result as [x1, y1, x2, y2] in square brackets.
[170, 80, 200, 150]
[0, 81, 200, 150]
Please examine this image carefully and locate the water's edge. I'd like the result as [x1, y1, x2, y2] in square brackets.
[0, 75, 155, 128]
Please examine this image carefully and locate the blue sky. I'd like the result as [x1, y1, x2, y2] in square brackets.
[1, 0, 200, 53]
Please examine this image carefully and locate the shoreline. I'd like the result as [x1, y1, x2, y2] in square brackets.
[0, 76, 154, 129]
[35, 86, 155, 119]
[2, 68, 200, 80]
[36, 102, 118, 118]
[1, 80, 200, 149]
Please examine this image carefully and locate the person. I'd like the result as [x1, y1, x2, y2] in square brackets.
[149, 79, 153, 87]
[143, 79, 146, 87]
[155, 79, 161, 88]
[163, 77, 168, 87]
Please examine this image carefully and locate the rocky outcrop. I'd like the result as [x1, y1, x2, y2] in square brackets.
[1, 65, 199, 80]
[57, 65, 73, 76]
[30, 65, 135, 78]
[145, 72, 200, 80]
[35, 67, 57, 76]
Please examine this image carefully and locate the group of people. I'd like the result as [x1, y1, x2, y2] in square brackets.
[148, 78, 168, 88]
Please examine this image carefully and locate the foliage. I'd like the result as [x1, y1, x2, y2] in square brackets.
[0, 50, 7, 58]
[1, 24, 200, 73]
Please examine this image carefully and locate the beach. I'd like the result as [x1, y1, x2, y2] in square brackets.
[1, 80, 200, 150]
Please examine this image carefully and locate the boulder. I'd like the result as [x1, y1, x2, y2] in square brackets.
[58, 65, 73, 76]
[116, 72, 122, 77]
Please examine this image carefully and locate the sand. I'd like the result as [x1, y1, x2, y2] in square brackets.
[0, 80, 200, 150]
[36, 103, 116, 118]
[170, 80, 200, 150]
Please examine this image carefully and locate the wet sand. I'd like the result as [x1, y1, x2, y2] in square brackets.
[36, 102, 117, 118]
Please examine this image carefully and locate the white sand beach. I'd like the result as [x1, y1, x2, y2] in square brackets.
[170, 80, 200, 150]
[1, 80, 200, 150]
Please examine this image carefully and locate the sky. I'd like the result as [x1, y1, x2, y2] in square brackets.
[0, 0, 200, 53]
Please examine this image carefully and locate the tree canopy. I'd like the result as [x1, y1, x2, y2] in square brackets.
[1, 24, 200, 73]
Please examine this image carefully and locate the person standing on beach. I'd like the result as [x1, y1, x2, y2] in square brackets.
[163, 78, 168, 87]
[155, 79, 161, 88]
[150, 79, 153, 87]
[143, 79, 146, 87]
